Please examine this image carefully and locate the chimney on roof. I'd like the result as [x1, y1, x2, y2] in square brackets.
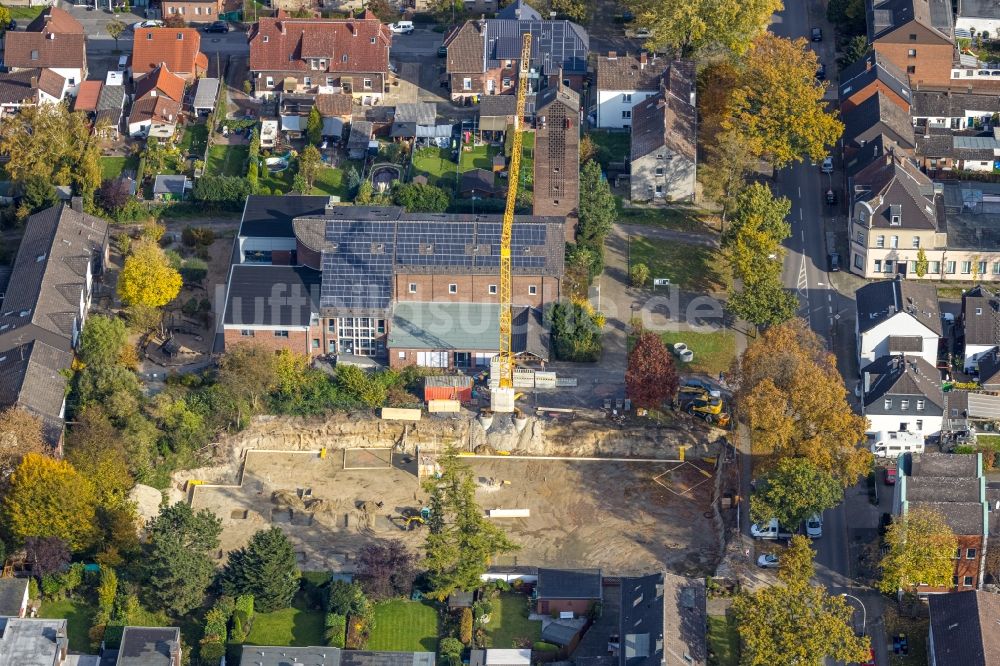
[640, 52, 647, 69]
[70, 196, 82, 213]
[608, 50, 617, 60]
[47, 32, 54, 40]
[29, 75, 37, 89]
[280, 21, 287, 34]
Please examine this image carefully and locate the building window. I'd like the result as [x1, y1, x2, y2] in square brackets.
[240, 329, 255, 337]
[274, 330, 289, 338]
[655, 167, 664, 176]
[398, 351, 406, 359]
[30, 49, 39, 60]
[528, 285, 537, 295]
[502, 78, 511, 87]
[363, 78, 372, 89]
[909, 33, 917, 40]
[946, 261, 957, 274]
[993, 262, 1000, 275]
[266, 76, 274, 88]
[912, 236, 920, 248]
[488, 284, 497, 294]
[885, 260, 894, 273]
[448, 283, 457, 294]
[876, 235, 885, 248]
[408, 283, 417, 293]
[979, 261, 987, 275]
[962, 261, 972, 274]
[263, 35, 269, 42]
[885, 398, 892, 409]
[907, 49, 917, 57]
[890, 235, 899, 248]
[622, 110, 631, 119]
[857, 231, 865, 245]
[930, 260, 941, 273]
[909, 261, 917, 273]
[303, 76, 311, 87]
[342, 55, 349, 62]
[968, 548, 978, 559]
[901, 400, 909, 410]
[916, 419, 923, 430]
[874, 259, 882, 272]
[854, 254, 864, 269]
[623, 93, 632, 102]
[168, 6, 175, 13]
[955, 548, 962, 559]
[965, 576, 974, 586]
[312, 339, 320, 349]
[917, 400, 925, 410]
[907, 66, 916, 74]
[463, 78, 472, 90]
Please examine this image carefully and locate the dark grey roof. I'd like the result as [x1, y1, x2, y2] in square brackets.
[479, 94, 517, 118]
[237, 647, 436, 666]
[348, 120, 374, 149]
[631, 61, 696, 162]
[915, 127, 955, 160]
[116, 627, 180, 666]
[839, 52, 911, 104]
[867, 0, 954, 42]
[0, 340, 73, 445]
[541, 622, 581, 646]
[856, 277, 943, 334]
[910, 451, 982, 477]
[620, 574, 663, 666]
[192, 76, 219, 110]
[292, 209, 565, 314]
[852, 153, 939, 230]
[0, 617, 69, 666]
[959, 0, 1000, 20]
[906, 500, 987, 535]
[497, 0, 542, 20]
[152, 174, 188, 195]
[905, 476, 984, 502]
[846, 134, 904, 177]
[537, 568, 602, 600]
[460, 168, 497, 194]
[0, 578, 28, 616]
[963, 285, 999, 346]
[97, 84, 125, 112]
[223, 265, 321, 327]
[483, 17, 589, 75]
[393, 102, 435, 124]
[239, 195, 331, 238]
[862, 354, 944, 414]
[843, 91, 915, 150]
[913, 91, 1000, 118]
[929, 591, 1000, 665]
[342, 652, 436, 666]
[0, 69, 37, 106]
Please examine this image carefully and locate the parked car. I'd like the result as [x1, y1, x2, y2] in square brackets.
[885, 464, 897, 485]
[821, 156, 834, 173]
[751, 518, 793, 540]
[204, 21, 229, 33]
[437, 45, 448, 57]
[805, 513, 823, 538]
[635, 27, 652, 38]
[811, 27, 822, 41]
[622, 9, 634, 21]
[132, 19, 164, 29]
[828, 252, 840, 272]
[826, 188, 837, 206]
[757, 553, 780, 568]
[389, 21, 414, 34]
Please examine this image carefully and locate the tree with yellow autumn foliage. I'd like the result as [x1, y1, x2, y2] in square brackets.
[117, 239, 182, 308]
[628, 0, 781, 56]
[731, 319, 871, 487]
[2, 453, 97, 550]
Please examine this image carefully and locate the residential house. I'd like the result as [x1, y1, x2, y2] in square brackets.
[131, 28, 208, 82]
[912, 90, 1000, 130]
[459, 168, 498, 198]
[956, 0, 1000, 37]
[866, 0, 955, 87]
[594, 51, 667, 128]
[839, 52, 912, 114]
[238, 646, 435, 666]
[390, 102, 450, 142]
[0, 201, 108, 448]
[0, 70, 42, 117]
[845, 133, 906, 177]
[535, 568, 601, 615]
[961, 285, 1000, 372]
[0, 618, 69, 666]
[855, 276, 942, 368]
[161, 0, 223, 22]
[0, 579, 30, 618]
[279, 93, 318, 139]
[533, 81, 580, 227]
[153, 175, 191, 201]
[630, 60, 697, 203]
[894, 452, 988, 594]
[115, 626, 181, 666]
[861, 354, 944, 437]
[192, 76, 220, 116]
[128, 65, 185, 138]
[3, 7, 86, 96]
[928, 590, 1000, 664]
[470, 650, 530, 666]
[914, 126, 1000, 172]
[220, 199, 563, 365]
[248, 14, 392, 105]
[347, 120, 374, 159]
[843, 91, 915, 155]
[442, 3, 589, 102]
[315, 92, 354, 133]
[618, 573, 706, 666]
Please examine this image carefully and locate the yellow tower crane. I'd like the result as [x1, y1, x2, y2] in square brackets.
[490, 32, 532, 414]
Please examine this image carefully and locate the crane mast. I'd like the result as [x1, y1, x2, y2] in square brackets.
[490, 32, 532, 414]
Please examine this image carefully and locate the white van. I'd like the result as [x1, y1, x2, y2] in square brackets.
[117, 55, 129, 73]
[869, 431, 925, 459]
[389, 21, 414, 34]
[750, 518, 793, 540]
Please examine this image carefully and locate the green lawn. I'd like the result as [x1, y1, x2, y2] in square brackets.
[412, 147, 458, 189]
[179, 124, 209, 158]
[630, 235, 728, 293]
[367, 600, 438, 652]
[459, 142, 501, 172]
[243, 600, 325, 647]
[38, 598, 97, 653]
[206, 144, 249, 177]
[100, 155, 139, 182]
[618, 201, 719, 234]
[6, 5, 45, 20]
[659, 330, 736, 376]
[484, 593, 541, 649]
[707, 614, 739, 666]
[310, 160, 361, 198]
[519, 131, 535, 193]
[587, 130, 630, 169]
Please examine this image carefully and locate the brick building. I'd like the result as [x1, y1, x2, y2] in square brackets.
[894, 452, 989, 594]
[221, 197, 564, 367]
[866, 0, 955, 88]
[838, 52, 912, 114]
[532, 81, 579, 235]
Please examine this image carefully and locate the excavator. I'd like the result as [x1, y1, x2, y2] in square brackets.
[490, 32, 533, 414]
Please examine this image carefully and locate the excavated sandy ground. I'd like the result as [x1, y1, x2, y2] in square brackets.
[188, 450, 719, 576]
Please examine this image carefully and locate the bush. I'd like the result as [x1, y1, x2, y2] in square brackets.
[193, 175, 253, 203]
[325, 613, 347, 647]
[630, 262, 650, 287]
[533, 642, 560, 652]
[180, 258, 209, 285]
[182, 297, 200, 316]
[199, 641, 226, 661]
[182, 226, 216, 247]
[203, 606, 229, 643]
[440, 637, 464, 657]
[459, 607, 473, 644]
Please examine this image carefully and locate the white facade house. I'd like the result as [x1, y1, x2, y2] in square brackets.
[594, 52, 664, 129]
[862, 355, 945, 438]
[961, 285, 999, 371]
[856, 277, 942, 370]
[956, 0, 1000, 36]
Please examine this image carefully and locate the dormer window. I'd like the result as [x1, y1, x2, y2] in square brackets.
[30, 50, 38, 60]
[342, 54, 348, 62]
[891, 215, 901, 225]
[977, 307, 983, 315]
[885, 398, 893, 409]
[370, 37, 376, 43]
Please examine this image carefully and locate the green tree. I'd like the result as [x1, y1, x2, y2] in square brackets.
[117, 239, 182, 309]
[628, 0, 781, 56]
[65, 407, 133, 508]
[626, 332, 678, 409]
[306, 107, 323, 146]
[750, 458, 842, 529]
[578, 160, 616, 249]
[292, 172, 309, 194]
[733, 537, 869, 665]
[299, 144, 322, 191]
[142, 503, 222, 615]
[827, 0, 866, 36]
[221, 527, 300, 612]
[393, 183, 451, 213]
[630, 262, 650, 287]
[915, 248, 929, 278]
[725, 35, 844, 167]
[79, 315, 129, 368]
[2, 454, 97, 550]
[249, 128, 261, 160]
[423, 448, 519, 600]
[216, 344, 280, 422]
[549, 299, 605, 362]
[699, 131, 757, 223]
[21, 175, 58, 215]
[0, 104, 93, 188]
[878, 506, 958, 594]
[355, 179, 374, 204]
[727, 277, 799, 327]
[839, 35, 870, 67]
[247, 156, 259, 193]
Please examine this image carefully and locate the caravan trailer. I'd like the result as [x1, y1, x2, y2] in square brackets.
[869, 431, 925, 458]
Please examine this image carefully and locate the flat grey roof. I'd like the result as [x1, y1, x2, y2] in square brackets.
[192, 77, 219, 110]
[0, 618, 68, 666]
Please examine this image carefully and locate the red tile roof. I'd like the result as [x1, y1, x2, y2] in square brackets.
[4, 32, 86, 70]
[25, 6, 84, 34]
[36, 68, 65, 99]
[248, 15, 391, 75]
[132, 28, 207, 76]
[134, 64, 186, 103]
[74, 80, 102, 111]
[129, 95, 181, 127]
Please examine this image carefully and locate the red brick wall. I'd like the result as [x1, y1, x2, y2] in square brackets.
[874, 42, 954, 88]
[393, 274, 556, 306]
[917, 534, 984, 593]
[271, 249, 294, 266]
[536, 599, 593, 616]
[162, 0, 219, 19]
[223, 328, 310, 355]
[841, 81, 911, 113]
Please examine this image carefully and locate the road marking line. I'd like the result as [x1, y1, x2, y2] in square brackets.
[828, 293, 832, 301]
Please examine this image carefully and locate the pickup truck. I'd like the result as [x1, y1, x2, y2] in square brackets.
[750, 518, 794, 540]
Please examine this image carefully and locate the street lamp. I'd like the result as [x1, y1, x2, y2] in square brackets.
[840, 593, 867, 635]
